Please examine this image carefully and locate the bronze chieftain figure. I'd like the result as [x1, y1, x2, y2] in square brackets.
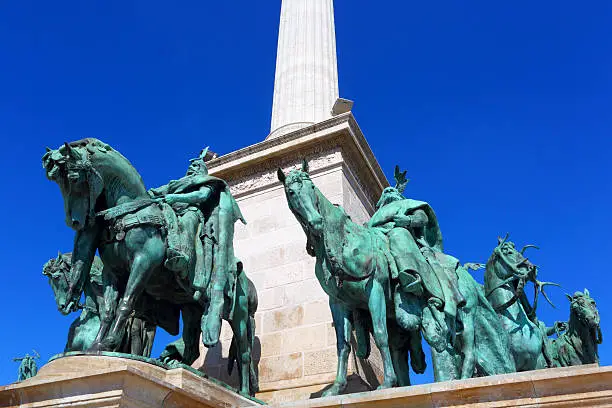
[148, 148, 246, 346]
[279, 161, 602, 395]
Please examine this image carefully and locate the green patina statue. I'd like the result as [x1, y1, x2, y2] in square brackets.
[43, 252, 157, 356]
[484, 235, 560, 371]
[39, 134, 601, 397]
[278, 161, 421, 394]
[13, 351, 39, 381]
[279, 161, 601, 395]
[547, 289, 602, 367]
[43, 139, 258, 396]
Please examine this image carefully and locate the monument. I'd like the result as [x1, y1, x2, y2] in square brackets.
[0, 1, 610, 407]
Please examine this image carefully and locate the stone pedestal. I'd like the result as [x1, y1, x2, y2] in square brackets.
[194, 113, 389, 404]
[0, 355, 259, 408]
[271, 365, 612, 408]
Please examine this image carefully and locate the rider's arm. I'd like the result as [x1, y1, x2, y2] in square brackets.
[166, 186, 212, 205]
[368, 212, 393, 227]
[148, 184, 169, 197]
[394, 209, 428, 228]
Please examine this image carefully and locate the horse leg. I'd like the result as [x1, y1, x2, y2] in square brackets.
[90, 266, 119, 351]
[181, 304, 202, 365]
[368, 280, 398, 389]
[388, 323, 411, 387]
[229, 281, 251, 396]
[321, 300, 352, 397]
[458, 307, 475, 379]
[408, 329, 426, 374]
[422, 303, 459, 381]
[103, 238, 164, 351]
[247, 315, 258, 394]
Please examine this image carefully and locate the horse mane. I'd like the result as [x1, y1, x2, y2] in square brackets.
[43, 252, 104, 283]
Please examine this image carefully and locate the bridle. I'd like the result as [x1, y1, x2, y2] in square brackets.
[47, 259, 86, 311]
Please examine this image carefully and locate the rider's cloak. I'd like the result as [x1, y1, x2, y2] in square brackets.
[167, 174, 245, 314]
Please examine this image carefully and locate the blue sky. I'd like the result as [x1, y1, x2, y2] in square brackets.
[0, 0, 610, 387]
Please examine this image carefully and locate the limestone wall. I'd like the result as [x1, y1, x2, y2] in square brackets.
[193, 114, 389, 403]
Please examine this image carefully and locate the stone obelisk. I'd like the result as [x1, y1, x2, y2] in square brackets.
[269, 0, 339, 139]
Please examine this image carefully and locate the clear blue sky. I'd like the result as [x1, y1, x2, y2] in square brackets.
[0, 0, 610, 386]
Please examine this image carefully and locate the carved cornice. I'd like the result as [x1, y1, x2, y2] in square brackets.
[208, 113, 389, 205]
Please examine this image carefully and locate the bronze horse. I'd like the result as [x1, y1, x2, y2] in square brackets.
[43, 139, 257, 395]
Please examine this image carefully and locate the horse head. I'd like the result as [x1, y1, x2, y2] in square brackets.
[567, 289, 601, 338]
[43, 252, 78, 315]
[487, 234, 538, 283]
[43, 139, 107, 231]
[277, 160, 323, 236]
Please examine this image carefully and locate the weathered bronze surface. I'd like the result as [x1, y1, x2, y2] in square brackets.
[279, 161, 603, 395]
[43, 139, 258, 396]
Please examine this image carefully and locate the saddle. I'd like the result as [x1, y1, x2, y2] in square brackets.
[98, 202, 167, 242]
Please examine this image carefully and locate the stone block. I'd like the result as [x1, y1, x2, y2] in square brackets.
[220, 319, 234, 341]
[263, 261, 304, 289]
[304, 347, 338, 377]
[0, 355, 259, 408]
[259, 353, 303, 383]
[281, 324, 328, 354]
[258, 286, 288, 312]
[303, 300, 333, 325]
[263, 305, 304, 333]
[284, 278, 327, 306]
[260, 332, 283, 357]
[255, 313, 263, 335]
[258, 383, 331, 405]
[326, 322, 337, 347]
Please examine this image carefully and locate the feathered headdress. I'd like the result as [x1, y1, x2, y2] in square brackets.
[394, 165, 409, 194]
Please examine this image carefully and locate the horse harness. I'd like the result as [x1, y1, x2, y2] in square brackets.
[97, 202, 166, 243]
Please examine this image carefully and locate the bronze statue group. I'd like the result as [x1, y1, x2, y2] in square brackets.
[37, 140, 601, 397]
[278, 160, 602, 395]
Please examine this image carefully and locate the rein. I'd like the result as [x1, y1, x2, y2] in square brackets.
[56, 262, 88, 311]
[289, 176, 373, 286]
[486, 249, 529, 313]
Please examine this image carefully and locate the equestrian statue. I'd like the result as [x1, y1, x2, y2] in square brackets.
[43, 139, 258, 396]
[279, 160, 602, 395]
[43, 252, 158, 356]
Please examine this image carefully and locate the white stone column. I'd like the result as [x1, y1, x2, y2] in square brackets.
[268, 0, 339, 139]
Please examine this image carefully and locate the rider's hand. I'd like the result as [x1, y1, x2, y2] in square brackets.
[393, 214, 412, 228]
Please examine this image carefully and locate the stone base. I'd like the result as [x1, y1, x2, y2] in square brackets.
[0, 354, 261, 407]
[272, 365, 612, 408]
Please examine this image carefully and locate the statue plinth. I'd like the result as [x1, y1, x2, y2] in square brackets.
[0, 354, 261, 408]
[270, 365, 612, 408]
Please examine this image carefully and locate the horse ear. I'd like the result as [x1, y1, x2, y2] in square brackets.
[584, 288, 590, 297]
[63, 142, 82, 160]
[63, 142, 73, 156]
[566, 293, 573, 302]
[301, 159, 309, 173]
[277, 168, 286, 184]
